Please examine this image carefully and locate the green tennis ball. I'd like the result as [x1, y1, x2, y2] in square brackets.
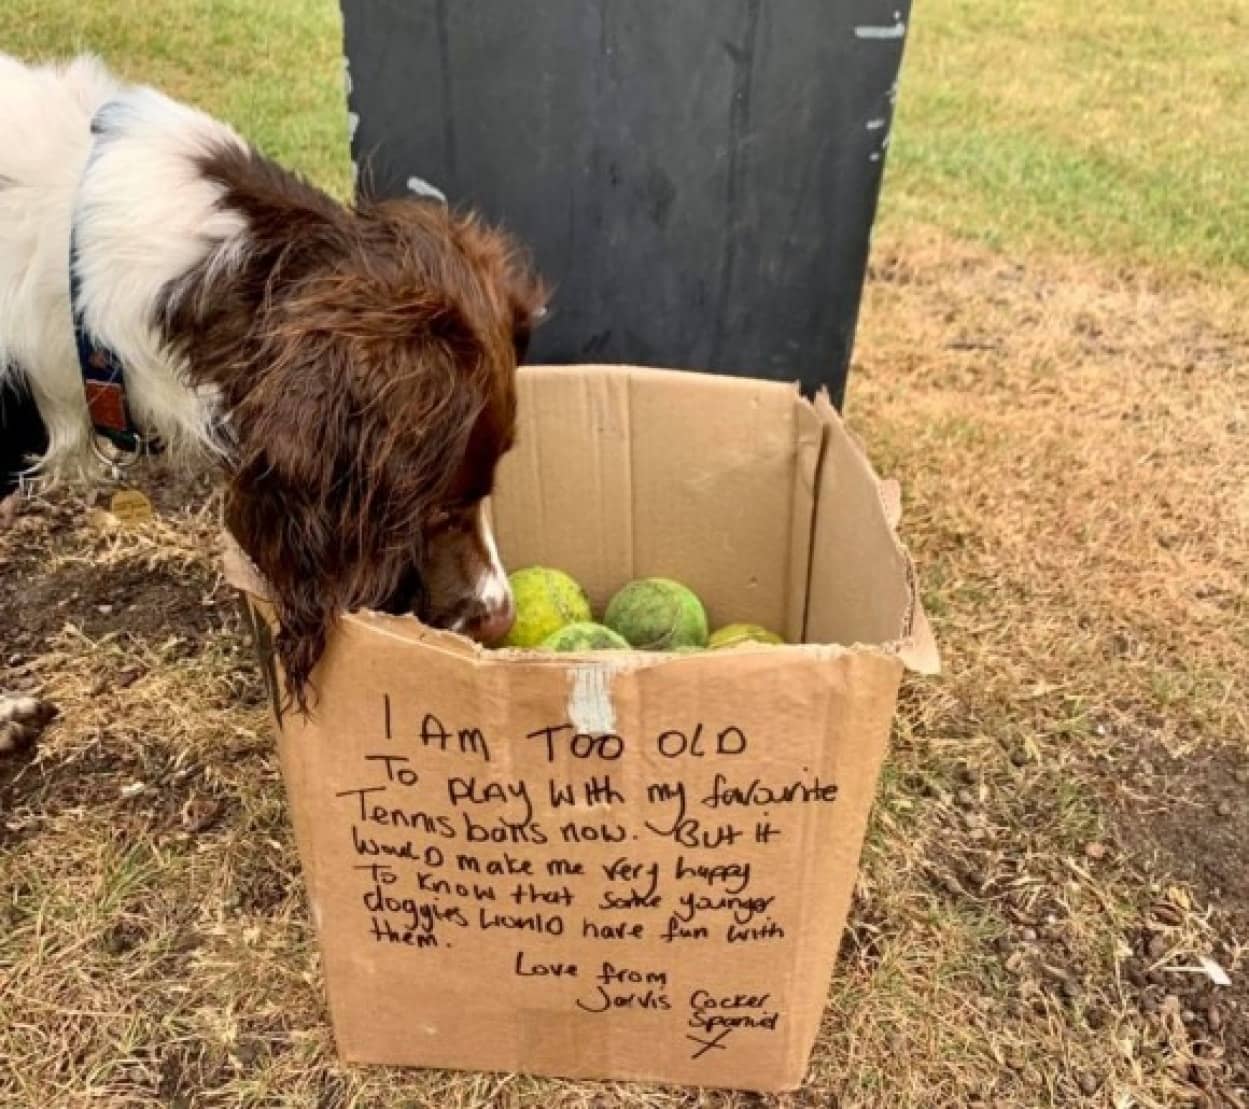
[541, 622, 630, 652]
[604, 578, 708, 651]
[499, 567, 592, 648]
[708, 623, 785, 649]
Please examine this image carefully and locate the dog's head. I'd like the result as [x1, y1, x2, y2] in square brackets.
[161, 147, 545, 704]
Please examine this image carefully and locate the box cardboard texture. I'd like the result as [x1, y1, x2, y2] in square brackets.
[225, 365, 938, 1092]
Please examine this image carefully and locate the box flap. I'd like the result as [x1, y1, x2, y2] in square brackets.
[493, 365, 824, 641]
[807, 392, 940, 674]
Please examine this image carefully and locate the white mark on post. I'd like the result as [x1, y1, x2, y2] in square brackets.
[866, 117, 888, 131]
[406, 175, 448, 203]
[567, 664, 620, 734]
[346, 110, 360, 143]
[342, 56, 353, 98]
[855, 12, 906, 40]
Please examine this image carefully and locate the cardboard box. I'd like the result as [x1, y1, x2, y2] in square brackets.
[226, 364, 937, 1092]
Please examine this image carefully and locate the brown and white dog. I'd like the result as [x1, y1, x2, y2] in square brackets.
[0, 54, 546, 748]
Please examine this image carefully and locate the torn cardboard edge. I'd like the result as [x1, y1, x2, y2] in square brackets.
[222, 366, 939, 678]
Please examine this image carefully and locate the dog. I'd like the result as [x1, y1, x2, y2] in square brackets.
[0, 54, 546, 750]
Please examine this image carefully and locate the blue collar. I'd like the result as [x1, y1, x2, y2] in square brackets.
[69, 224, 163, 457]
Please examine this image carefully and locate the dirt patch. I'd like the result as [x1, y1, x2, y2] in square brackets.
[1105, 736, 1249, 1090]
[1130, 744, 1249, 910]
[4, 554, 221, 650]
[1, 478, 221, 656]
[1, 478, 242, 821]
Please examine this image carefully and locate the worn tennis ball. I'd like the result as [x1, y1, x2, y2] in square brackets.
[499, 567, 592, 648]
[708, 622, 785, 649]
[541, 622, 630, 652]
[604, 578, 708, 650]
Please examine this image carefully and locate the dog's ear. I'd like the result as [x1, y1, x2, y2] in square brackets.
[223, 274, 486, 709]
[222, 346, 361, 709]
[224, 451, 340, 712]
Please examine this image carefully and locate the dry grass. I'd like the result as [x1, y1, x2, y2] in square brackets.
[829, 229, 1249, 1106]
[3, 227, 1246, 1107]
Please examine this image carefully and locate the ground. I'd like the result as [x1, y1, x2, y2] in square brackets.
[1, 1, 1247, 1107]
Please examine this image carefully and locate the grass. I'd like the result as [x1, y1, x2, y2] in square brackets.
[1, 1, 1247, 1106]
[0, 0, 352, 196]
[2, 0, 1246, 272]
[889, 0, 1249, 272]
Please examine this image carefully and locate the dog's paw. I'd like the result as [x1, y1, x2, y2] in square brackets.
[0, 696, 57, 754]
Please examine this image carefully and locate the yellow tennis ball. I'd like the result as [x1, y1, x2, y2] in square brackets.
[499, 567, 592, 648]
[708, 622, 785, 649]
[541, 622, 630, 651]
[604, 578, 708, 650]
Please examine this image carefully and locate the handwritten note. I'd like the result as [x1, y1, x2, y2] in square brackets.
[327, 694, 840, 1063]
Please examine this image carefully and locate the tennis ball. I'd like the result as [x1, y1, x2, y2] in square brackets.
[708, 623, 785, 649]
[499, 566, 592, 648]
[604, 578, 708, 650]
[541, 622, 630, 651]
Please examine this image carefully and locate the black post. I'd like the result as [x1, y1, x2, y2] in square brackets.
[340, 1, 910, 406]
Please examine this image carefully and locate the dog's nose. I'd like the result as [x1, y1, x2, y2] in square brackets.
[466, 593, 516, 645]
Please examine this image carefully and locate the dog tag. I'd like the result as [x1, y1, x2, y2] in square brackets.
[109, 488, 154, 525]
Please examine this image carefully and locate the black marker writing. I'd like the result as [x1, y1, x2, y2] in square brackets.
[582, 918, 646, 940]
[527, 723, 624, 762]
[656, 723, 747, 759]
[672, 891, 776, 926]
[361, 885, 469, 933]
[701, 771, 838, 809]
[599, 857, 661, 910]
[447, 776, 535, 827]
[478, 907, 565, 935]
[337, 787, 457, 838]
[643, 780, 688, 836]
[455, 852, 534, 876]
[688, 989, 780, 1033]
[365, 753, 418, 786]
[559, 819, 627, 844]
[353, 826, 447, 865]
[675, 855, 752, 894]
[514, 950, 579, 978]
[462, 812, 549, 845]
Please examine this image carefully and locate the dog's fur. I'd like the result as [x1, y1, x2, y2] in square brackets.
[0, 54, 545, 744]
